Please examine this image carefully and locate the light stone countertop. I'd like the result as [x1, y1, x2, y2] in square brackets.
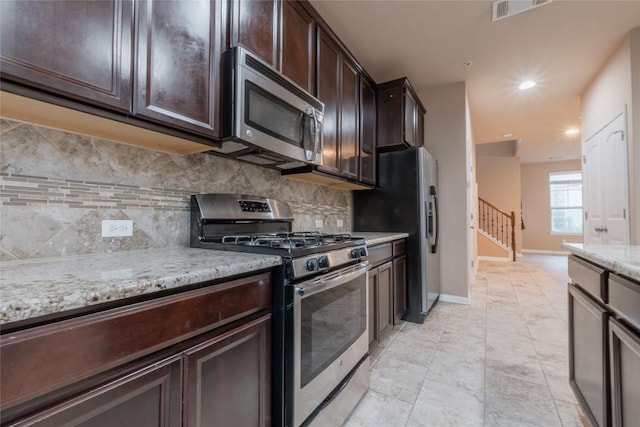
[0, 248, 282, 325]
[356, 232, 410, 246]
[563, 243, 640, 281]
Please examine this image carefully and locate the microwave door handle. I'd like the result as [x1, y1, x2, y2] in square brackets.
[303, 108, 317, 162]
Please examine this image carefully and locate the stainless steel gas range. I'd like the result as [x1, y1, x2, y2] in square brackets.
[190, 194, 370, 427]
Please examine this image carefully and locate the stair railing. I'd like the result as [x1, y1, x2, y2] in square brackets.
[478, 197, 516, 261]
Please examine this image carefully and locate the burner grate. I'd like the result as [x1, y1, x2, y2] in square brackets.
[220, 232, 353, 249]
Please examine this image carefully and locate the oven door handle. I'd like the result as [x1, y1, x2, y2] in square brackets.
[295, 261, 369, 299]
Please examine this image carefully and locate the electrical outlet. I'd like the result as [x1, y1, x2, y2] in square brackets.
[102, 220, 133, 237]
[336, 219, 344, 228]
[315, 219, 323, 228]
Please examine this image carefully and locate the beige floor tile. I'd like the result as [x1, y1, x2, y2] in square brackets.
[343, 390, 413, 427]
[485, 373, 562, 426]
[368, 352, 428, 404]
[407, 379, 484, 427]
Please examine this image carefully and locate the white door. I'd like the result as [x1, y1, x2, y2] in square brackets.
[583, 108, 629, 244]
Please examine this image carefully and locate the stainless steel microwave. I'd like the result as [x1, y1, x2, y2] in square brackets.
[216, 47, 324, 169]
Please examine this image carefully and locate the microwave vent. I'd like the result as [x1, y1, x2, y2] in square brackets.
[492, 0, 552, 22]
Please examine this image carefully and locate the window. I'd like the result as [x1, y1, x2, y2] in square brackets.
[549, 171, 582, 234]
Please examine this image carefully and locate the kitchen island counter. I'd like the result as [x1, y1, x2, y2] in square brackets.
[0, 248, 282, 325]
[355, 232, 409, 247]
[563, 243, 640, 281]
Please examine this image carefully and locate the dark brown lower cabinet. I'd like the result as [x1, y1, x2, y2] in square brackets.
[2, 273, 272, 427]
[368, 261, 392, 350]
[393, 255, 407, 324]
[568, 283, 610, 427]
[609, 318, 640, 427]
[10, 356, 183, 427]
[184, 315, 271, 427]
[367, 239, 407, 351]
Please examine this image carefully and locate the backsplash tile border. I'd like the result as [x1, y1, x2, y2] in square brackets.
[1, 173, 189, 210]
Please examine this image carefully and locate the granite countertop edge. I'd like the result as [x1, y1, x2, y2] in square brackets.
[0, 248, 283, 326]
[358, 232, 410, 246]
[563, 243, 640, 281]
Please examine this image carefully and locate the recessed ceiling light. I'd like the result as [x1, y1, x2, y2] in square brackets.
[565, 128, 580, 136]
[518, 80, 537, 90]
[503, 133, 513, 138]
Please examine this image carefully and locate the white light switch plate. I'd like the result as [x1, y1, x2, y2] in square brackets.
[102, 220, 133, 237]
[315, 219, 323, 228]
[337, 219, 344, 228]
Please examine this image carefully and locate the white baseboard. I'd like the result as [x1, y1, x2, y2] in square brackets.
[478, 255, 511, 262]
[438, 294, 471, 305]
[521, 249, 571, 256]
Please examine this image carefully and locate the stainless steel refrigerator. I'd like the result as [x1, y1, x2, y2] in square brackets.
[353, 146, 440, 323]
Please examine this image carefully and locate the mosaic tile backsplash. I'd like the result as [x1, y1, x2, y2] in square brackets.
[0, 118, 352, 260]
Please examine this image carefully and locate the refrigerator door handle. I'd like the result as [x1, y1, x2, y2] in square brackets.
[430, 185, 439, 253]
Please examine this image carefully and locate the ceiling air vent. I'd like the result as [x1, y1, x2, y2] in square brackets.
[492, 0, 552, 22]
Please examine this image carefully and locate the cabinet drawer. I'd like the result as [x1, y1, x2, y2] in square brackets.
[609, 274, 640, 331]
[568, 255, 608, 303]
[392, 239, 406, 257]
[368, 243, 392, 267]
[0, 273, 271, 411]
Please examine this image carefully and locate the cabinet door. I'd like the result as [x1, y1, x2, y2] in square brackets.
[340, 58, 359, 180]
[610, 317, 640, 427]
[359, 77, 376, 185]
[134, 0, 224, 137]
[13, 356, 182, 427]
[568, 283, 610, 427]
[183, 315, 271, 427]
[368, 268, 378, 350]
[230, 0, 278, 66]
[281, 1, 316, 94]
[404, 89, 417, 146]
[0, 0, 133, 112]
[375, 82, 403, 151]
[317, 29, 340, 175]
[393, 255, 407, 324]
[377, 262, 393, 340]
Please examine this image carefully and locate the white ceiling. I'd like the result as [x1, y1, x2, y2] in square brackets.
[309, 0, 640, 163]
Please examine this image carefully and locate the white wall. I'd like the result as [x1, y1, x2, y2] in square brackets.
[418, 82, 471, 300]
[581, 27, 639, 244]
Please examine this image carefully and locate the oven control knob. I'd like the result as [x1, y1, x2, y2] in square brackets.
[318, 256, 329, 269]
[359, 247, 368, 257]
[350, 249, 361, 259]
[306, 258, 319, 272]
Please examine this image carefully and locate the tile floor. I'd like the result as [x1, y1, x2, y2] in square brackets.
[344, 255, 588, 427]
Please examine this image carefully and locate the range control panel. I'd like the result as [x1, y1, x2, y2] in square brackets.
[239, 200, 271, 213]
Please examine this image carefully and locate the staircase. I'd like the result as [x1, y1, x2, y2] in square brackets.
[478, 197, 516, 261]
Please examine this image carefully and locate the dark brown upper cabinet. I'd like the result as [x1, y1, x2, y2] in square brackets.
[280, 1, 316, 94]
[230, 0, 279, 66]
[340, 58, 359, 181]
[230, 0, 316, 94]
[377, 77, 426, 151]
[316, 30, 341, 176]
[134, 0, 225, 138]
[0, 0, 133, 112]
[359, 77, 377, 185]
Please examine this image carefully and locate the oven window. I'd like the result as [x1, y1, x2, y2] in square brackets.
[245, 81, 303, 146]
[300, 274, 366, 387]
